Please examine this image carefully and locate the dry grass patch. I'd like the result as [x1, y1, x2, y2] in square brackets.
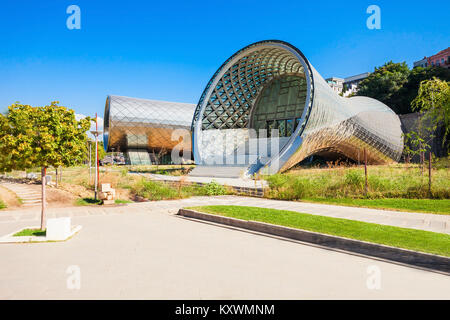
[267, 162, 450, 200]
[0, 185, 22, 209]
[45, 186, 77, 207]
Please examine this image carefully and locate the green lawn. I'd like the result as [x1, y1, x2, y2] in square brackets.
[303, 198, 450, 215]
[0, 199, 6, 210]
[75, 198, 133, 205]
[115, 199, 133, 204]
[13, 228, 46, 237]
[75, 197, 102, 206]
[188, 205, 450, 257]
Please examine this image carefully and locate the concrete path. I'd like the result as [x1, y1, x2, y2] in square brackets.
[0, 182, 42, 207]
[0, 196, 448, 234]
[0, 201, 449, 299]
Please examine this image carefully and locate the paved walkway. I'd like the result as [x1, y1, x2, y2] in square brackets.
[0, 182, 42, 207]
[0, 196, 448, 234]
[0, 202, 449, 299]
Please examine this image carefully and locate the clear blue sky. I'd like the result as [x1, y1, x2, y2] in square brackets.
[0, 0, 449, 117]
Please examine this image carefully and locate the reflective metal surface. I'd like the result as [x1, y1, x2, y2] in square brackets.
[104, 40, 403, 174]
[192, 40, 404, 175]
[103, 95, 196, 156]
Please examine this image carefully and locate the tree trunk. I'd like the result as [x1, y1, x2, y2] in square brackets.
[40, 167, 47, 230]
[55, 167, 58, 188]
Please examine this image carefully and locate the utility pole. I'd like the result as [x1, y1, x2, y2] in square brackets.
[96, 114, 99, 193]
[94, 121, 98, 200]
[88, 140, 92, 184]
[41, 167, 46, 230]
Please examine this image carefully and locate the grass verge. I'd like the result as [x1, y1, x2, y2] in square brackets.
[303, 198, 450, 215]
[188, 205, 450, 257]
[13, 228, 46, 237]
[131, 179, 229, 201]
[75, 197, 102, 206]
[115, 199, 133, 204]
[0, 199, 6, 210]
[266, 163, 450, 200]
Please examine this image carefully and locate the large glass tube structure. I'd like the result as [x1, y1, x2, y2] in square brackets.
[191, 40, 404, 175]
[104, 40, 404, 174]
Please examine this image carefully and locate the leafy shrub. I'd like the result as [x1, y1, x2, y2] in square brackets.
[131, 179, 179, 200]
[130, 179, 229, 200]
[267, 164, 449, 200]
[266, 176, 310, 200]
[267, 174, 290, 189]
[203, 181, 227, 196]
[344, 170, 364, 189]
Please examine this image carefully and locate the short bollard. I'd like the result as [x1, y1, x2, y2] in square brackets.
[46, 217, 72, 241]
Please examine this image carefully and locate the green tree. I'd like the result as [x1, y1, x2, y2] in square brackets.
[342, 83, 349, 95]
[391, 66, 450, 114]
[402, 131, 432, 165]
[357, 61, 410, 113]
[412, 78, 450, 148]
[357, 61, 450, 114]
[0, 115, 13, 170]
[0, 102, 91, 230]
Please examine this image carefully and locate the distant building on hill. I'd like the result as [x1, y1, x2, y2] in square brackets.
[343, 72, 370, 96]
[413, 57, 428, 68]
[413, 47, 450, 69]
[325, 77, 344, 94]
[326, 72, 370, 96]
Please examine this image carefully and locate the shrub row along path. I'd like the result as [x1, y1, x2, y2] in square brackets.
[0, 195, 448, 234]
[0, 182, 42, 207]
[130, 172, 269, 188]
[0, 195, 449, 299]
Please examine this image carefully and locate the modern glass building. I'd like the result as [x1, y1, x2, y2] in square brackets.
[103, 95, 196, 165]
[104, 40, 404, 175]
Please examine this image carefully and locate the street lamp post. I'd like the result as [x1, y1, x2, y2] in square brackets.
[90, 113, 102, 200]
